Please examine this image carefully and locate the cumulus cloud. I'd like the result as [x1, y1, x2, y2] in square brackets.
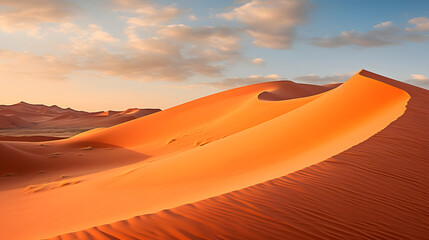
[206, 74, 281, 88]
[219, 0, 310, 49]
[405, 74, 429, 89]
[45, 21, 240, 82]
[312, 19, 429, 48]
[293, 72, 355, 85]
[0, 1, 252, 83]
[0, 50, 75, 81]
[406, 17, 429, 32]
[106, 1, 241, 81]
[111, 23, 242, 81]
[0, 0, 78, 32]
[0, 21, 240, 83]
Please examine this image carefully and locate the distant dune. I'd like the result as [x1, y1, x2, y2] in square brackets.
[0, 70, 427, 239]
[0, 102, 161, 138]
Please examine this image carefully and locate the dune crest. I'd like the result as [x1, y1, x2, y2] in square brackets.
[0, 70, 423, 240]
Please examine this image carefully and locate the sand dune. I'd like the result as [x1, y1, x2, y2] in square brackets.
[0, 102, 161, 138]
[0, 70, 427, 239]
[0, 114, 32, 128]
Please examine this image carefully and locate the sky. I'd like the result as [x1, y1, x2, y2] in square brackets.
[0, 0, 428, 111]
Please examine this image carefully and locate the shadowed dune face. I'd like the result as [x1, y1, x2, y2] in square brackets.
[0, 70, 426, 240]
[257, 81, 339, 101]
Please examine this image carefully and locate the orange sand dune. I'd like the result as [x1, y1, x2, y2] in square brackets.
[0, 70, 427, 240]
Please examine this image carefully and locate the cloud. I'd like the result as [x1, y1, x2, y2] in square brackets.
[0, 50, 75, 81]
[0, 0, 78, 32]
[206, 74, 281, 88]
[51, 23, 119, 53]
[293, 72, 355, 85]
[0, 21, 238, 83]
[111, 0, 150, 9]
[373, 21, 392, 29]
[157, 24, 241, 52]
[0, 1, 243, 84]
[0, 45, 223, 83]
[251, 58, 264, 65]
[113, 0, 181, 26]
[78, 48, 221, 82]
[112, 23, 242, 81]
[405, 74, 429, 89]
[56, 23, 119, 42]
[406, 17, 429, 32]
[127, 6, 180, 26]
[127, 36, 181, 56]
[63, 23, 238, 82]
[219, 0, 310, 49]
[311, 19, 429, 48]
[410, 74, 427, 80]
[311, 25, 397, 48]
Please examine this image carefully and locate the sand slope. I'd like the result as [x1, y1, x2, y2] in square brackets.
[1, 70, 426, 240]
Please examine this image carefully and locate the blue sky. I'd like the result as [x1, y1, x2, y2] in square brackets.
[0, 0, 428, 111]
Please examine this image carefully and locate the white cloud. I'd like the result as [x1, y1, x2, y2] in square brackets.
[219, 0, 310, 49]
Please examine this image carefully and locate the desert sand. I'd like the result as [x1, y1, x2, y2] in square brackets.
[0, 70, 427, 239]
